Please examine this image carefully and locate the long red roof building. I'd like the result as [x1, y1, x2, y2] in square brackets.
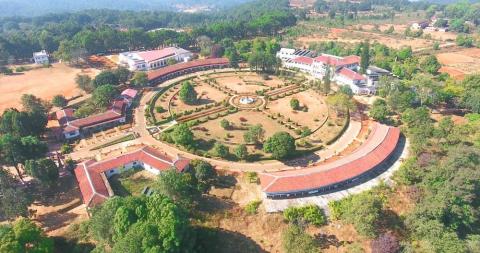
[260, 123, 400, 198]
[148, 58, 230, 84]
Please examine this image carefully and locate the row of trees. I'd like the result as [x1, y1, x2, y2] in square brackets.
[0, 0, 295, 62]
[0, 94, 61, 220]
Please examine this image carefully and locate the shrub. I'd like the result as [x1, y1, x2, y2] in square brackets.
[220, 119, 230, 129]
[245, 200, 262, 214]
[246, 172, 259, 184]
[212, 143, 229, 158]
[51, 95, 68, 107]
[294, 129, 302, 135]
[15, 66, 28, 72]
[301, 127, 312, 137]
[155, 106, 165, 113]
[282, 225, 319, 253]
[60, 143, 73, 154]
[234, 144, 248, 160]
[283, 205, 327, 227]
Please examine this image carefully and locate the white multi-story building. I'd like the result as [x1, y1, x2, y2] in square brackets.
[33, 50, 49, 64]
[276, 48, 316, 61]
[283, 56, 313, 73]
[119, 47, 193, 71]
[366, 66, 391, 87]
[278, 48, 390, 95]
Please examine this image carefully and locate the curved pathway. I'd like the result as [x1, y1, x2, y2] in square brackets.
[70, 68, 363, 173]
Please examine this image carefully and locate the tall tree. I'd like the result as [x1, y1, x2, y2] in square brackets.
[131, 72, 148, 86]
[0, 218, 53, 252]
[263, 132, 296, 159]
[155, 169, 200, 208]
[0, 170, 31, 220]
[75, 74, 94, 93]
[323, 65, 331, 95]
[171, 124, 194, 147]
[114, 67, 131, 84]
[360, 41, 370, 74]
[179, 81, 197, 105]
[93, 70, 119, 87]
[243, 124, 265, 144]
[20, 94, 49, 114]
[24, 158, 59, 188]
[92, 84, 118, 107]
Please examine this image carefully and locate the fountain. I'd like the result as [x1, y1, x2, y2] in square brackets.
[239, 96, 255, 105]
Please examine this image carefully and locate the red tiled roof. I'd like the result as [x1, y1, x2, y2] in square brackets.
[137, 47, 177, 62]
[148, 58, 230, 81]
[56, 108, 75, 126]
[292, 56, 314, 65]
[314, 55, 360, 67]
[260, 123, 400, 195]
[121, 88, 138, 99]
[342, 55, 361, 65]
[338, 68, 366, 81]
[65, 100, 126, 132]
[74, 146, 190, 208]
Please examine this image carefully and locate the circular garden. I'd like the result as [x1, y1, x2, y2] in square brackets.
[146, 70, 349, 161]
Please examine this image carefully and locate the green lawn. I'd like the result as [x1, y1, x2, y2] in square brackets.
[108, 170, 156, 197]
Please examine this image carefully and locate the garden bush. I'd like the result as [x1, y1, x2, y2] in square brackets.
[283, 205, 327, 227]
[245, 200, 262, 215]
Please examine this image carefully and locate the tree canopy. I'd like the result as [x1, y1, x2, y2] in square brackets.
[0, 218, 53, 253]
[263, 132, 296, 159]
[88, 194, 194, 252]
[179, 81, 198, 105]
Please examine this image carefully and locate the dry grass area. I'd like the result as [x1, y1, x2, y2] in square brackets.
[170, 81, 228, 114]
[0, 63, 99, 112]
[437, 48, 480, 80]
[355, 24, 457, 42]
[296, 27, 434, 50]
[204, 172, 287, 253]
[193, 110, 296, 150]
[28, 175, 89, 237]
[210, 72, 283, 94]
[266, 90, 329, 131]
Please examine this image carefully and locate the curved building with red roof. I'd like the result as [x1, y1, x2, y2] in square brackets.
[260, 123, 401, 199]
[148, 58, 230, 85]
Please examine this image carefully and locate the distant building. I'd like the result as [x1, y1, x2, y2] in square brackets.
[278, 48, 380, 95]
[120, 88, 138, 107]
[411, 21, 429, 30]
[33, 50, 49, 64]
[276, 48, 316, 61]
[335, 68, 369, 94]
[57, 100, 127, 140]
[119, 47, 193, 71]
[283, 56, 314, 73]
[366, 66, 391, 87]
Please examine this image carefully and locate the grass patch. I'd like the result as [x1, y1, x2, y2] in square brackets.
[108, 170, 156, 197]
[90, 133, 137, 151]
[245, 200, 262, 215]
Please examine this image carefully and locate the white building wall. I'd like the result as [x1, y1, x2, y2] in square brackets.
[144, 163, 161, 175]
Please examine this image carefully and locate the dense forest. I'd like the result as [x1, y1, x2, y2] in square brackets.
[0, 0, 295, 63]
[0, 0, 254, 17]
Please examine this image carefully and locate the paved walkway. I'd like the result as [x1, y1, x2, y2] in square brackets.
[263, 138, 410, 213]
